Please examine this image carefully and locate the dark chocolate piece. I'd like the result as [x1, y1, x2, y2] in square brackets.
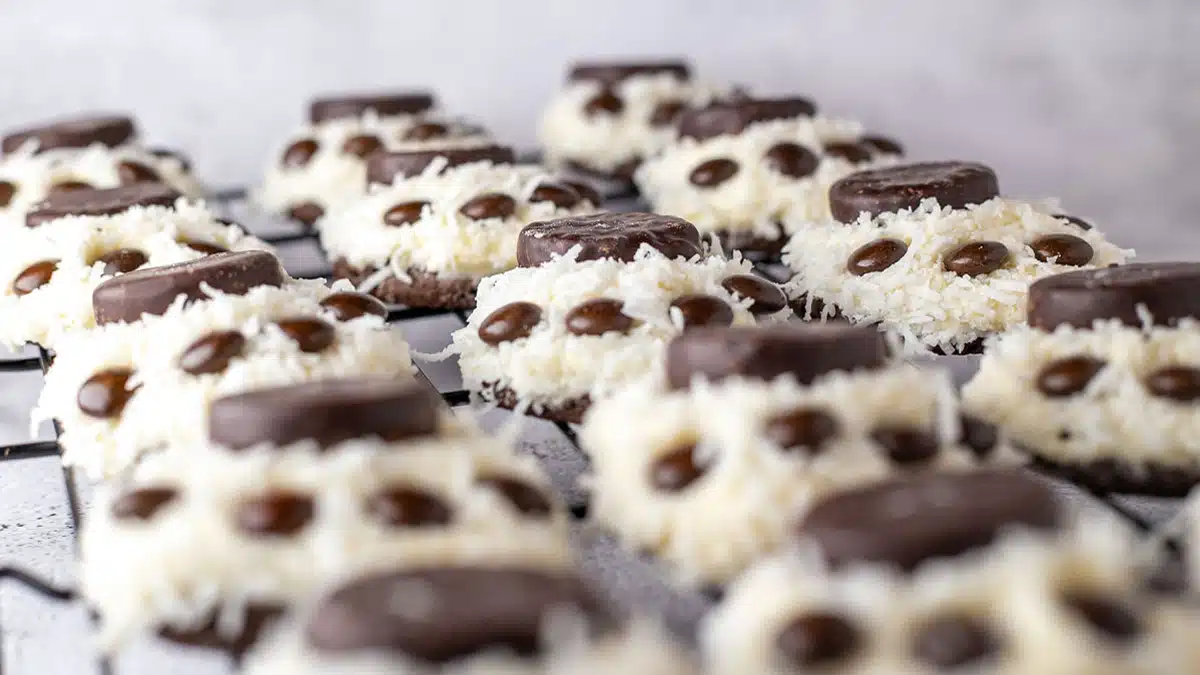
[2, 114, 136, 154]
[665, 323, 888, 390]
[517, 212, 701, 267]
[366, 146, 515, 186]
[208, 377, 440, 451]
[305, 567, 610, 661]
[796, 469, 1061, 570]
[25, 183, 181, 228]
[309, 92, 435, 124]
[568, 61, 690, 86]
[678, 98, 817, 141]
[1027, 263, 1200, 330]
[828, 161, 1000, 223]
[91, 250, 285, 325]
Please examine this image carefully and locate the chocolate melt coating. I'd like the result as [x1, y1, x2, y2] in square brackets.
[208, 377, 440, 451]
[517, 212, 701, 267]
[665, 323, 888, 390]
[306, 567, 612, 661]
[25, 183, 181, 227]
[2, 114, 137, 154]
[678, 98, 817, 141]
[828, 161, 1000, 223]
[796, 469, 1061, 571]
[567, 60, 690, 86]
[1028, 263, 1200, 330]
[92, 250, 284, 325]
[308, 92, 436, 123]
[366, 145, 515, 186]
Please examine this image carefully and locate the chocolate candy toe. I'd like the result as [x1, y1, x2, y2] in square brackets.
[2, 114, 137, 154]
[1028, 263, 1200, 330]
[236, 491, 315, 537]
[478, 302, 542, 345]
[912, 614, 1000, 669]
[796, 469, 1061, 570]
[764, 142, 818, 179]
[25, 183, 182, 228]
[776, 612, 861, 668]
[305, 567, 608, 660]
[649, 443, 706, 492]
[366, 145, 515, 186]
[678, 98, 817, 141]
[281, 139, 319, 169]
[689, 158, 739, 188]
[460, 193, 517, 220]
[208, 377, 440, 451]
[319, 292, 387, 322]
[94, 248, 148, 276]
[308, 92, 435, 124]
[529, 182, 581, 209]
[179, 330, 246, 375]
[665, 323, 888, 390]
[111, 486, 178, 521]
[670, 294, 734, 329]
[847, 238, 907, 275]
[568, 60, 690, 86]
[517, 212, 701, 266]
[477, 477, 553, 517]
[828, 161, 1000, 223]
[1030, 233, 1093, 267]
[116, 160, 160, 185]
[564, 298, 634, 336]
[583, 90, 625, 116]
[12, 260, 58, 295]
[721, 274, 787, 314]
[0, 181, 15, 208]
[92, 250, 285, 325]
[77, 367, 138, 418]
[340, 134, 383, 159]
[942, 241, 1009, 277]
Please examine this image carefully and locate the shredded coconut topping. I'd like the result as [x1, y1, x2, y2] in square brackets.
[33, 282, 414, 478]
[320, 161, 600, 277]
[635, 116, 898, 237]
[539, 73, 727, 174]
[0, 199, 272, 348]
[963, 319, 1200, 466]
[582, 366, 1018, 585]
[783, 198, 1133, 353]
[255, 111, 492, 216]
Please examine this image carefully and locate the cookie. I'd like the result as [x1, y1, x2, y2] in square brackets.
[309, 91, 436, 123]
[635, 98, 901, 260]
[705, 470, 1200, 675]
[964, 266, 1200, 495]
[539, 59, 726, 185]
[783, 163, 1132, 354]
[0, 199, 271, 348]
[255, 97, 490, 227]
[0, 137, 206, 228]
[242, 566, 695, 675]
[322, 152, 599, 309]
[2, 113, 137, 154]
[518, 212, 702, 266]
[34, 276, 414, 478]
[450, 214, 785, 422]
[828, 160, 999, 223]
[81, 438, 571, 653]
[581, 358, 1011, 586]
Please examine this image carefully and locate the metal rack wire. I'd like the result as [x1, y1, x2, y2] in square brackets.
[0, 189, 1169, 673]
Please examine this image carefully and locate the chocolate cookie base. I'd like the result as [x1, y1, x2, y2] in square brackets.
[157, 605, 282, 658]
[714, 228, 786, 263]
[1029, 454, 1200, 498]
[332, 258, 478, 310]
[484, 382, 592, 425]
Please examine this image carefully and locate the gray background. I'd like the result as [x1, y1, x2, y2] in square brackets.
[0, 1, 1195, 673]
[1, 0, 1197, 255]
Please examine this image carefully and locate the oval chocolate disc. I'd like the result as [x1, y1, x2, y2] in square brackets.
[517, 212, 701, 267]
[208, 376, 441, 450]
[1028, 263, 1200, 330]
[305, 567, 610, 661]
[308, 92, 436, 124]
[567, 60, 690, 86]
[91, 250, 285, 325]
[665, 323, 888, 390]
[678, 97, 817, 141]
[796, 469, 1061, 571]
[366, 145, 514, 186]
[2, 114, 137, 154]
[828, 161, 1000, 223]
[25, 183, 182, 228]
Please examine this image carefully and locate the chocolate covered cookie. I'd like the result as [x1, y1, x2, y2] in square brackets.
[581, 324, 1012, 585]
[964, 263, 1200, 496]
[451, 213, 787, 423]
[705, 470, 1200, 675]
[540, 58, 727, 191]
[636, 98, 901, 261]
[784, 161, 1132, 354]
[256, 92, 490, 227]
[322, 148, 600, 309]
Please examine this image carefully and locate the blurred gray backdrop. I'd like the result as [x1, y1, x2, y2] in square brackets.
[1, 0, 1196, 255]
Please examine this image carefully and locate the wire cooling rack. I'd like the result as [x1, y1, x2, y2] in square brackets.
[0, 187, 1182, 675]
